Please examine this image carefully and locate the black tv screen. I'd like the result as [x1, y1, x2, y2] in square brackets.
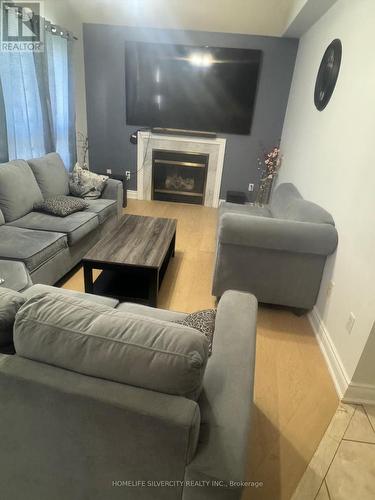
[125, 42, 262, 135]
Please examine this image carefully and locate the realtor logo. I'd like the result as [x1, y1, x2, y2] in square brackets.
[1, 1, 44, 51]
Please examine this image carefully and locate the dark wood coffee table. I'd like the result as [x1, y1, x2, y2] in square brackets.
[82, 214, 177, 307]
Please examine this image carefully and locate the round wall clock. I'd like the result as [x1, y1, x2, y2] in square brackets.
[314, 39, 342, 111]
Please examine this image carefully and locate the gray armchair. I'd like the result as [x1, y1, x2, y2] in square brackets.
[212, 183, 338, 310]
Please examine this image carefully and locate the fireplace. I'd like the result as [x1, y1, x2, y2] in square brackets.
[137, 132, 226, 207]
[152, 150, 209, 205]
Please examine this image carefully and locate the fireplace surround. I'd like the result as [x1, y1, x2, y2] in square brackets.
[137, 132, 226, 208]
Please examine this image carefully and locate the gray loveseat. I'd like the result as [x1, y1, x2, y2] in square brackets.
[213, 183, 338, 310]
[0, 153, 122, 286]
[0, 285, 257, 500]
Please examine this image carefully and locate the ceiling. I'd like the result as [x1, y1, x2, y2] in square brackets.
[66, 0, 299, 37]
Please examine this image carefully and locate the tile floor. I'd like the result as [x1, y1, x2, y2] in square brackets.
[292, 403, 375, 499]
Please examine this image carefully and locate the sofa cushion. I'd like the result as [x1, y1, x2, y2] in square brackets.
[270, 183, 335, 225]
[220, 202, 272, 218]
[0, 226, 67, 272]
[8, 211, 99, 246]
[84, 198, 117, 223]
[0, 160, 43, 222]
[270, 183, 302, 219]
[27, 153, 69, 198]
[0, 287, 25, 346]
[116, 302, 187, 322]
[14, 293, 209, 400]
[283, 199, 335, 225]
[23, 284, 119, 308]
[34, 195, 89, 217]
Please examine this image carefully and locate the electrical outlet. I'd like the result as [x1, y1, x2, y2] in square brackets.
[125, 171, 131, 181]
[327, 280, 335, 297]
[106, 169, 112, 175]
[248, 183, 254, 192]
[346, 313, 356, 334]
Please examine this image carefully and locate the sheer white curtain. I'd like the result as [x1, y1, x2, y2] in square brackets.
[0, 51, 46, 160]
[45, 30, 75, 168]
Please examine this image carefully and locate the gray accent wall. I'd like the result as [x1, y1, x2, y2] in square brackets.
[83, 24, 298, 197]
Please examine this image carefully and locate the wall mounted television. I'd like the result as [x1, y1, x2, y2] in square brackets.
[125, 41, 262, 135]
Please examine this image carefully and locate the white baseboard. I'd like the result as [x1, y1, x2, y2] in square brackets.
[127, 190, 138, 199]
[308, 307, 349, 399]
[308, 307, 375, 405]
[343, 382, 375, 405]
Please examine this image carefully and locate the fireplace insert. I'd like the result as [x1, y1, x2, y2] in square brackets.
[152, 150, 208, 205]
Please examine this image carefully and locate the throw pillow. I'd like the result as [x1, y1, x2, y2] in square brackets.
[0, 160, 43, 222]
[176, 309, 216, 355]
[69, 163, 108, 199]
[27, 153, 69, 198]
[34, 195, 89, 217]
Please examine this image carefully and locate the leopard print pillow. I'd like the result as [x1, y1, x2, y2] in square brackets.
[176, 309, 216, 356]
[34, 195, 88, 217]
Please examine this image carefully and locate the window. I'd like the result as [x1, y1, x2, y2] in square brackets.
[0, 51, 46, 160]
[0, 20, 75, 169]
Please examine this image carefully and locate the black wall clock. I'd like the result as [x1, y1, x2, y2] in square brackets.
[314, 39, 342, 111]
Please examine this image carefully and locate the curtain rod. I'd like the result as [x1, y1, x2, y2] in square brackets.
[4, 3, 78, 41]
[46, 22, 78, 41]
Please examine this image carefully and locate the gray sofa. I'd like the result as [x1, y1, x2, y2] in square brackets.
[213, 183, 338, 310]
[0, 153, 122, 286]
[0, 285, 257, 500]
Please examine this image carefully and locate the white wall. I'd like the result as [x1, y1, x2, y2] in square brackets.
[65, 0, 295, 37]
[285, 0, 309, 27]
[283, 0, 338, 38]
[278, 0, 375, 386]
[351, 322, 375, 385]
[44, 0, 87, 141]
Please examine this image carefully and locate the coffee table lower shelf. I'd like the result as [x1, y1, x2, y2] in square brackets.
[83, 266, 158, 306]
[82, 235, 175, 307]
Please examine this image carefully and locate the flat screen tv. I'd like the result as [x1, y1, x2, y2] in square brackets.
[125, 42, 262, 135]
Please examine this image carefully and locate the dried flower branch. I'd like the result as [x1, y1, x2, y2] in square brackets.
[256, 143, 282, 205]
[76, 131, 89, 170]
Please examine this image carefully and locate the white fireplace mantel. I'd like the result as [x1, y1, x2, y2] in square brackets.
[136, 132, 226, 208]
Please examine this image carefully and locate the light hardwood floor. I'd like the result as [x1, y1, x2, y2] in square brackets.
[63, 199, 339, 500]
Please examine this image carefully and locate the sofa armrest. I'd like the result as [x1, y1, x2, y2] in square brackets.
[101, 178, 123, 218]
[219, 213, 338, 256]
[184, 290, 257, 498]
